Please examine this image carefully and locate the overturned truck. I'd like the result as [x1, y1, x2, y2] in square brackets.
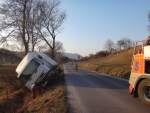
[16, 51, 63, 90]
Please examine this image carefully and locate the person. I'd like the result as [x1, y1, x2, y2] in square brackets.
[145, 36, 150, 46]
[75, 63, 78, 71]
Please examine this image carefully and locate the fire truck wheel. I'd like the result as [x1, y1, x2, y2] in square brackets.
[138, 79, 150, 106]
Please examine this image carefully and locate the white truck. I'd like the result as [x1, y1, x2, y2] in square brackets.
[16, 51, 63, 90]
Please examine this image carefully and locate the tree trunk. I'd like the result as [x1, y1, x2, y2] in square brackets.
[22, 0, 28, 55]
[52, 37, 55, 60]
[32, 45, 34, 52]
[52, 35, 56, 60]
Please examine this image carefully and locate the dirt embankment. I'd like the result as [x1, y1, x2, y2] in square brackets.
[0, 79, 68, 113]
[0, 65, 68, 113]
[0, 88, 30, 113]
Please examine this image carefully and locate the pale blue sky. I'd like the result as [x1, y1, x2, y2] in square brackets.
[57, 0, 150, 56]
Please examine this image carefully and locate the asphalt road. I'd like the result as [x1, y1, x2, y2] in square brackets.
[64, 63, 150, 113]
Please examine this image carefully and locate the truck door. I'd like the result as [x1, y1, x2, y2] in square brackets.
[25, 66, 47, 89]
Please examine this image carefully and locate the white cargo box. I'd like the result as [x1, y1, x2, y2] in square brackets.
[144, 46, 150, 59]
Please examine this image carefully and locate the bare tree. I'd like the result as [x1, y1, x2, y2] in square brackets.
[0, 0, 34, 55]
[126, 38, 133, 48]
[55, 41, 65, 54]
[112, 43, 120, 54]
[25, 0, 44, 52]
[104, 39, 114, 53]
[35, 0, 66, 59]
[117, 40, 124, 50]
[119, 37, 133, 50]
[46, 41, 65, 59]
[0, 0, 49, 54]
[122, 38, 128, 49]
[37, 44, 48, 52]
[0, 0, 66, 56]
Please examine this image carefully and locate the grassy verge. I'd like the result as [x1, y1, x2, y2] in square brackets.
[0, 64, 68, 113]
[27, 79, 68, 113]
[78, 48, 134, 80]
[78, 62, 131, 79]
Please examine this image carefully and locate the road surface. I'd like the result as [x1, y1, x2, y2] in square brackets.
[64, 63, 150, 113]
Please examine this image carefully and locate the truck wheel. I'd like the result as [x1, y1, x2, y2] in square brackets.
[138, 79, 150, 106]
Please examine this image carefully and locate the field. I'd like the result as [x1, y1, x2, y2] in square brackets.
[0, 63, 68, 113]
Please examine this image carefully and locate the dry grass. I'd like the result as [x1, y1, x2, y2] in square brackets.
[0, 63, 18, 69]
[78, 48, 136, 79]
[27, 81, 68, 113]
[0, 64, 68, 113]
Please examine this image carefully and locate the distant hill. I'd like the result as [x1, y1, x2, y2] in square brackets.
[62, 52, 83, 60]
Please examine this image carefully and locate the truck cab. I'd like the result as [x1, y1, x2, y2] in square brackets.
[129, 38, 150, 106]
[16, 51, 60, 90]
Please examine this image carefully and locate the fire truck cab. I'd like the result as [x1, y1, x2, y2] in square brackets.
[129, 36, 150, 106]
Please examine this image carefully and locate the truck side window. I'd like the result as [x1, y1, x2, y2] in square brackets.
[19, 59, 40, 83]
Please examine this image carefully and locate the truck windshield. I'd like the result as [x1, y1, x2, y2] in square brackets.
[19, 59, 40, 83]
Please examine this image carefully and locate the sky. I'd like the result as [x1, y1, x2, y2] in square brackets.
[56, 0, 150, 57]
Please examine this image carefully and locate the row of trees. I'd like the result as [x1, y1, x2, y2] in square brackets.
[0, 0, 66, 60]
[81, 50, 109, 61]
[84, 11, 150, 60]
[103, 10, 150, 54]
[80, 11, 150, 61]
[104, 37, 134, 53]
[81, 37, 134, 61]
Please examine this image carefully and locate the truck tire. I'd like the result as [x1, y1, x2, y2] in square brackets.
[138, 79, 150, 106]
